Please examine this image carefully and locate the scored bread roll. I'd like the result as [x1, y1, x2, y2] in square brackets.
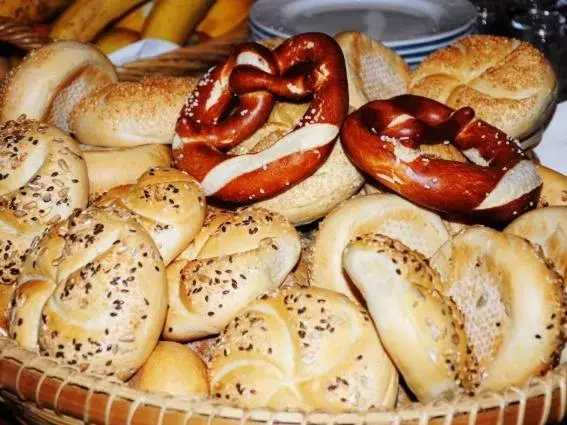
[95, 168, 206, 266]
[164, 207, 301, 341]
[431, 226, 566, 392]
[8, 204, 168, 380]
[343, 234, 472, 402]
[310, 194, 450, 302]
[130, 341, 209, 397]
[70, 76, 198, 147]
[0, 41, 117, 132]
[209, 287, 399, 411]
[537, 165, 567, 207]
[409, 35, 557, 141]
[81, 144, 172, 199]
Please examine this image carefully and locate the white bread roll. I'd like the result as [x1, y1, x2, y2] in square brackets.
[95, 168, 206, 266]
[343, 234, 471, 402]
[410, 35, 557, 141]
[8, 204, 168, 380]
[80, 144, 172, 199]
[431, 226, 566, 392]
[70, 76, 198, 148]
[310, 194, 450, 302]
[164, 207, 301, 341]
[537, 165, 567, 208]
[209, 287, 398, 411]
[130, 341, 209, 397]
[0, 41, 117, 132]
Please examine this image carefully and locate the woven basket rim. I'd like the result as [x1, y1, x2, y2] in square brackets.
[1, 335, 567, 424]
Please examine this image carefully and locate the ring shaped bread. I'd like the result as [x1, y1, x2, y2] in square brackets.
[0, 41, 117, 133]
[0, 118, 88, 331]
[164, 207, 301, 341]
[70, 76, 199, 148]
[536, 165, 567, 208]
[95, 168, 206, 266]
[309, 194, 450, 301]
[343, 234, 472, 402]
[7, 204, 168, 380]
[209, 286, 399, 412]
[431, 226, 566, 392]
[409, 35, 557, 141]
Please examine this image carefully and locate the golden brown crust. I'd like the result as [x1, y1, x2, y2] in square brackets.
[537, 166, 567, 208]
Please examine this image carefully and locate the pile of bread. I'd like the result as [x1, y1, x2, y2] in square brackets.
[0, 30, 566, 414]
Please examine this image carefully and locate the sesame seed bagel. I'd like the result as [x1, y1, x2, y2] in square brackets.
[536, 165, 567, 208]
[163, 207, 301, 341]
[7, 204, 168, 380]
[209, 286, 399, 411]
[409, 35, 557, 142]
[0, 117, 88, 332]
[309, 194, 450, 302]
[343, 234, 473, 402]
[95, 168, 206, 266]
[0, 41, 117, 133]
[431, 226, 566, 392]
[70, 76, 198, 148]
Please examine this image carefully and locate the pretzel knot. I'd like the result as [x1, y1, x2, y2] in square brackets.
[172, 32, 348, 203]
[340, 95, 542, 222]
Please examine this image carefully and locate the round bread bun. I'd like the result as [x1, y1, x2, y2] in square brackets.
[310, 194, 450, 302]
[70, 76, 198, 148]
[8, 204, 168, 380]
[164, 207, 301, 341]
[209, 286, 398, 411]
[536, 165, 567, 208]
[0, 41, 117, 133]
[130, 341, 209, 397]
[0, 117, 89, 332]
[335, 31, 411, 109]
[95, 167, 206, 266]
[431, 226, 566, 392]
[343, 234, 471, 402]
[81, 144, 172, 199]
[409, 35, 557, 141]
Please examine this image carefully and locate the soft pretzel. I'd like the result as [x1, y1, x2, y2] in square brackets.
[164, 207, 301, 341]
[173, 33, 348, 203]
[209, 287, 398, 411]
[431, 226, 566, 392]
[95, 168, 206, 266]
[340, 94, 542, 222]
[310, 194, 450, 301]
[0, 41, 117, 133]
[7, 204, 168, 380]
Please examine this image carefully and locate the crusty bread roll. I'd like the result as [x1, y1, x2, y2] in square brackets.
[335, 31, 411, 109]
[8, 204, 168, 380]
[431, 226, 566, 392]
[0, 41, 117, 132]
[81, 144, 172, 199]
[310, 194, 450, 301]
[130, 341, 209, 397]
[0, 117, 89, 332]
[209, 286, 398, 411]
[164, 207, 301, 341]
[70, 76, 198, 147]
[537, 165, 567, 208]
[409, 35, 557, 141]
[95, 168, 206, 266]
[343, 234, 471, 402]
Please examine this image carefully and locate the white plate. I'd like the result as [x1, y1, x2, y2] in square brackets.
[250, 0, 477, 48]
[535, 101, 567, 175]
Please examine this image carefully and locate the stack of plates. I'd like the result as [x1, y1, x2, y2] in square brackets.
[249, 0, 478, 68]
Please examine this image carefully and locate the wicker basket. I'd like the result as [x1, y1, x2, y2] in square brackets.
[0, 17, 249, 81]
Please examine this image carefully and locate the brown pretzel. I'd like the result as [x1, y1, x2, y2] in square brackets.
[340, 95, 542, 222]
[172, 33, 348, 203]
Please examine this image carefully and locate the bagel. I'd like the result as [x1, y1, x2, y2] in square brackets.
[209, 287, 399, 411]
[0, 41, 117, 133]
[70, 76, 198, 148]
[431, 226, 566, 392]
[309, 194, 450, 301]
[164, 207, 301, 341]
[537, 165, 567, 208]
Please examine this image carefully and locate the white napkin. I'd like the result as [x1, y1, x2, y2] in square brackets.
[107, 38, 180, 66]
[535, 101, 567, 174]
